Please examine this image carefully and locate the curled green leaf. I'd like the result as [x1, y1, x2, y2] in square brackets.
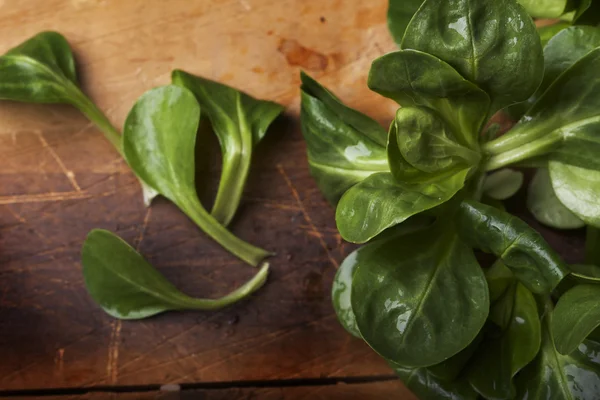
[388, 107, 479, 184]
[332, 249, 361, 338]
[456, 200, 568, 294]
[351, 224, 489, 367]
[387, 0, 424, 46]
[171, 70, 284, 226]
[123, 85, 271, 267]
[299, 73, 389, 205]
[82, 229, 269, 320]
[368, 49, 490, 148]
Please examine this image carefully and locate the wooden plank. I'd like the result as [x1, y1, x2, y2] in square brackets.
[0, 0, 402, 390]
[9, 379, 417, 400]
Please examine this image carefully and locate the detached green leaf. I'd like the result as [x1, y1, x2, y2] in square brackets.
[388, 107, 479, 184]
[351, 224, 489, 367]
[332, 248, 361, 338]
[123, 85, 271, 267]
[402, 0, 543, 114]
[456, 200, 568, 294]
[483, 169, 524, 200]
[299, 73, 389, 205]
[550, 163, 600, 227]
[171, 70, 283, 226]
[368, 49, 490, 148]
[552, 285, 600, 355]
[467, 283, 541, 400]
[392, 363, 478, 400]
[336, 171, 467, 243]
[527, 167, 585, 229]
[82, 229, 269, 320]
[516, 311, 600, 400]
[387, 0, 423, 46]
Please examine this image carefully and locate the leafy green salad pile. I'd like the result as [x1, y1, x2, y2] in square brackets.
[0, 32, 284, 319]
[301, 0, 600, 398]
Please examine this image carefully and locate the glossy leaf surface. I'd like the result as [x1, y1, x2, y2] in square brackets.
[456, 200, 568, 294]
[123, 85, 270, 266]
[392, 363, 478, 400]
[486, 48, 600, 172]
[387, 0, 423, 46]
[331, 248, 361, 338]
[482, 169, 524, 201]
[351, 224, 489, 367]
[518, 0, 570, 18]
[336, 171, 467, 243]
[402, 0, 543, 114]
[387, 107, 479, 184]
[516, 312, 600, 400]
[550, 163, 600, 227]
[467, 282, 541, 399]
[552, 284, 600, 355]
[527, 167, 585, 229]
[368, 49, 490, 148]
[82, 230, 269, 319]
[171, 69, 283, 226]
[300, 74, 388, 205]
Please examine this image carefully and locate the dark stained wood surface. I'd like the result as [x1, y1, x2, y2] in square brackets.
[0, 1, 585, 398]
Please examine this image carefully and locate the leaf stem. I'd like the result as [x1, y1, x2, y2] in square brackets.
[180, 198, 272, 267]
[484, 133, 561, 171]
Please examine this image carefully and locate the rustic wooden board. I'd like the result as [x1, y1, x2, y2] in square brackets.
[12, 380, 416, 400]
[0, 0, 586, 396]
[0, 0, 408, 393]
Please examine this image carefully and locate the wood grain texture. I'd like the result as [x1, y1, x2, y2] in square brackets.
[0, 0, 585, 397]
[0, 0, 404, 393]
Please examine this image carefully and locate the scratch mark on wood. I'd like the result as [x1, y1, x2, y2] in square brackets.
[135, 207, 152, 250]
[35, 131, 82, 192]
[4, 206, 54, 246]
[277, 164, 339, 269]
[0, 191, 92, 205]
[107, 319, 122, 384]
[54, 348, 65, 381]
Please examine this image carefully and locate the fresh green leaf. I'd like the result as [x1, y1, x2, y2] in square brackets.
[516, 310, 600, 400]
[517, 0, 571, 18]
[299, 74, 389, 205]
[336, 171, 468, 243]
[0, 31, 158, 204]
[368, 49, 490, 148]
[171, 69, 283, 226]
[482, 169, 524, 200]
[527, 167, 585, 229]
[486, 260, 515, 303]
[387, 0, 424, 46]
[550, 163, 600, 227]
[82, 229, 269, 319]
[485, 47, 600, 172]
[427, 333, 483, 382]
[456, 200, 568, 294]
[537, 22, 571, 47]
[387, 107, 479, 184]
[123, 85, 271, 267]
[467, 282, 541, 400]
[392, 362, 479, 400]
[332, 248, 361, 338]
[402, 0, 544, 114]
[552, 284, 600, 354]
[351, 223, 489, 367]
